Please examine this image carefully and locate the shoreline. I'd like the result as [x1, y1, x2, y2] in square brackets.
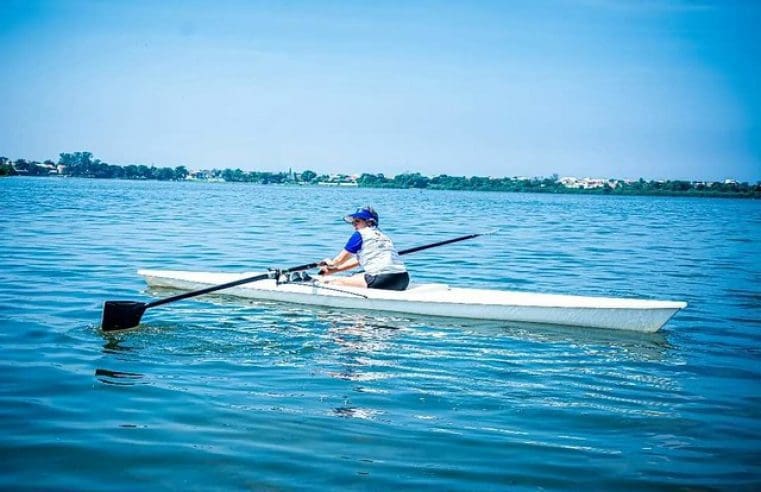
[4, 174, 759, 199]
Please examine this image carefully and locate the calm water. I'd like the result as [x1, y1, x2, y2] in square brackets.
[1, 177, 759, 490]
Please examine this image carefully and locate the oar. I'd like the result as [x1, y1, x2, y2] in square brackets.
[101, 231, 496, 331]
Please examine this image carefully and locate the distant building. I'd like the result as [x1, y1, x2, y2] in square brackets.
[559, 176, 581, 188]
[321, 173, 358, 185]
[187, 170, 210, 180]
[559, 176, 619, 189]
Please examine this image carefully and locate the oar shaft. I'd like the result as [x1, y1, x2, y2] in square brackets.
[146, 273, 268, 308]
[399, 233, 480, 256]
[146, 261, 322, 309]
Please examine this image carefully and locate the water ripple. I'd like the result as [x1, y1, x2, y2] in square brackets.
[1, 178, 760, 490]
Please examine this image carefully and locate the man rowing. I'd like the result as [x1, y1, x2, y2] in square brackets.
[318, 206, 410, 291]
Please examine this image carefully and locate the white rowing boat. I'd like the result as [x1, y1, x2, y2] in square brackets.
[138, 269, 687, 333]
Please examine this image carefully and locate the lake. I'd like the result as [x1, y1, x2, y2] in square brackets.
[1, 177, 759, 490]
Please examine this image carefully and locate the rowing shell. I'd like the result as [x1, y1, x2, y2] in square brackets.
[138, 270, 687, 333]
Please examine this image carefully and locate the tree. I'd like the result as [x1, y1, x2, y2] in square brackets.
[301, 170, 317, 182]
[393, 172, 429, 189]
[156, 167, 175, 180]
[222, 168, 247, 182]
[358, 173, 389, 187]
[58, 152, 95, 177]
[0, 160, 16, 176]
[136, 165, 151, 179]
[174, 166, 188, 180]
[14, 159, 49, 176]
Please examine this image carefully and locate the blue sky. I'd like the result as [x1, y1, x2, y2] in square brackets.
[1, 0, 759, 181]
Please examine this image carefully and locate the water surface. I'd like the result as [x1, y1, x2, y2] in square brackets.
[1, 177, 759, 490]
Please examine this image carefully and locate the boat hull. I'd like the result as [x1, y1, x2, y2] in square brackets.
[138, 270, 686, 333]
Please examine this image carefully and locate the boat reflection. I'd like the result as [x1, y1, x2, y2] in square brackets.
[94, 367, 144, 386]
[314, 309, 670, 362]
[323, 315, 400, 383]
[95, 325, 155, 385]
[459, 319, 671, 362]
[141, 285, 672, 363]
[100, 336, 135, 354]
[332, 406, 382, 420]
[314, 311, 673, 420]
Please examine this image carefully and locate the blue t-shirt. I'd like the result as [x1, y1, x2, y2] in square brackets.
[344, 231, 363, 254]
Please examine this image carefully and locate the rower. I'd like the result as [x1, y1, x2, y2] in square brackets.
[318, 206, 410, 291]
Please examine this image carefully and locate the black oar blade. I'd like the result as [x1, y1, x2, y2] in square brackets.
[101, 301, 148, 331]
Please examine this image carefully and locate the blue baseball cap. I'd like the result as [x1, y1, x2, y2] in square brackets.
[344, 207, 379, 224]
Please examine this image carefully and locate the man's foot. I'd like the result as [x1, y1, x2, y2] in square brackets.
[288, 271, 314, 283]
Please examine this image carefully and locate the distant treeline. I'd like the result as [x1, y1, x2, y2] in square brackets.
[1, 152, 759, 198]
[1, 152, 313, 183]
[356, 172, 761, 198]
[4, 152, 192, 181]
